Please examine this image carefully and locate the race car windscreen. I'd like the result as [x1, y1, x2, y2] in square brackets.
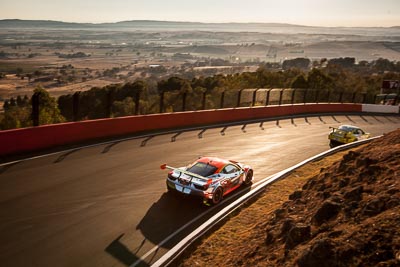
[187, 162, 218, 177]
[338, 125, 357, 132]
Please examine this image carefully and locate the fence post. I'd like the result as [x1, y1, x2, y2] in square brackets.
[135, 91, 141, 115]
[315, 90, 320, 104]
[291, 89, 296, 104]
[373, 94, 377, 104]
[159, 91, 165, 113]
[362, 93, 367, 104]
[278, 89, 284, 105]
[327, 90, 331, 103]
[106, 89, 114, 118]
[237, 89, 243, 107]
[73, 91, 80, 121]
[339, 91, 344, 103]
[351, 92, 357, 103]
[182, 92, 187, 111]
[220, 91, 225, 108]
[32, 92, 40, 126]
[303, 89, 308, 104]
[202, 92, 207, 110]
[252, 88, 260, 106]
[265, 89, 271, 106]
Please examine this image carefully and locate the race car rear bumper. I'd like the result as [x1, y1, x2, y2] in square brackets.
[166, 179, 206, 198]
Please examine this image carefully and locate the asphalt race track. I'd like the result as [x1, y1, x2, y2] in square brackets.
[0, 114, 399, 267]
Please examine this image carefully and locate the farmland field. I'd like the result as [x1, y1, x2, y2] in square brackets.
[1, 21, 400, 105]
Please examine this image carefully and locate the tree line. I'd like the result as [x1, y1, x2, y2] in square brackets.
[1, 57, 400, 130]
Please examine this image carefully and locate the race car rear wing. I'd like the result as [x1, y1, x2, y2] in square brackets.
[329, 126, 344, 133]
[160, 164, 211, 182]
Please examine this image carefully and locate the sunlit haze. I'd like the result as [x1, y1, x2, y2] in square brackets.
[1, 0, 399, 27]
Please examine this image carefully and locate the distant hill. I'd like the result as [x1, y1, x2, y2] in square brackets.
[0, 19, 399, 36]
[0, 19, 305, 30]
[0, 19, 95, 28]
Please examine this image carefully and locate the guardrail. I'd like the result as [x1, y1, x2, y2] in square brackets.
[152, 136, 382, 267]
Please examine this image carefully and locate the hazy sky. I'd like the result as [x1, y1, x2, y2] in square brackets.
[1, 0, 399, 27]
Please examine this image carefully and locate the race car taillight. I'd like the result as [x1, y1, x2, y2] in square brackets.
[168, 171, 177, 181]
[194, 184, 208, 190]
[203, 178, 213, 190]
[194, 179, 213, 191]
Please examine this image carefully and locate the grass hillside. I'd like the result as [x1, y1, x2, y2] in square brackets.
[179, 129, 400, 267]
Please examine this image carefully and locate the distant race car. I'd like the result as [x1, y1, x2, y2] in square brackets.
[161, 156, 253, 205]
[328, 125, 370, 148]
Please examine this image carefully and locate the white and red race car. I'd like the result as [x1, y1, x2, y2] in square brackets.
[161, 156, 253, 205]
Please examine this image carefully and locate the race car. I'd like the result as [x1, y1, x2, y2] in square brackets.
[161, 156, 253, 205]
[328, 125, 370, 148]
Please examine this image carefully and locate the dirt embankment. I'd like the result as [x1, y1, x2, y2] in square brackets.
[179, 129, 400, 267]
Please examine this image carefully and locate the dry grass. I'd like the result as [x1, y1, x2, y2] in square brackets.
[178, 149, 354, 266]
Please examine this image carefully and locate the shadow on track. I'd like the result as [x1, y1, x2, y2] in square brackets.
[331, 115, 341, 123]
[171, 132, 182, 142]
[102, 141, 121, 154]
[359, 115, 372, 124]
[136, 187, 253, 247]
[105, 193, 208, 266]
[105, 234, 149, 267]
[372, 116, 384, 123]
[123, 185, 252, 266]
[136, 192, 208, 249]
[197, 129, 207, 139]
[384, 116, 396, 123]
[53, 148, 81, 163]
[140, 136, 154, 147]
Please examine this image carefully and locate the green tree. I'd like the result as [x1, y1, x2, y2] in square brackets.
[33, 87, 66, 125]
[291, 75, 309, 89]
[9, 97, 17, 107]
[112, 97, 136, 117]
[118, 81, 147, 100]
[328, 57, 355, 68]
[282, 58, 310, 70]
[307, 69, 333, 90]
[158, 77, 186, 92]
[16, 95, 24, 106]
[0, 103, 31, 130]
[373, 58, 395, 72]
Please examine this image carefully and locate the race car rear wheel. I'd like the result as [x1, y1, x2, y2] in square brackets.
[243, 170, 253, 186]
[210, 187, 223, 205]
[329, 140, 342, 148]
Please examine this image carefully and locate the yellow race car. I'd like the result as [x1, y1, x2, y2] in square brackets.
[328, 125, 370, 148]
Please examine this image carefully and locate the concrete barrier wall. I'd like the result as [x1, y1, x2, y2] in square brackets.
[362, 104, 399, 114]
[0, 103, 362, 157]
